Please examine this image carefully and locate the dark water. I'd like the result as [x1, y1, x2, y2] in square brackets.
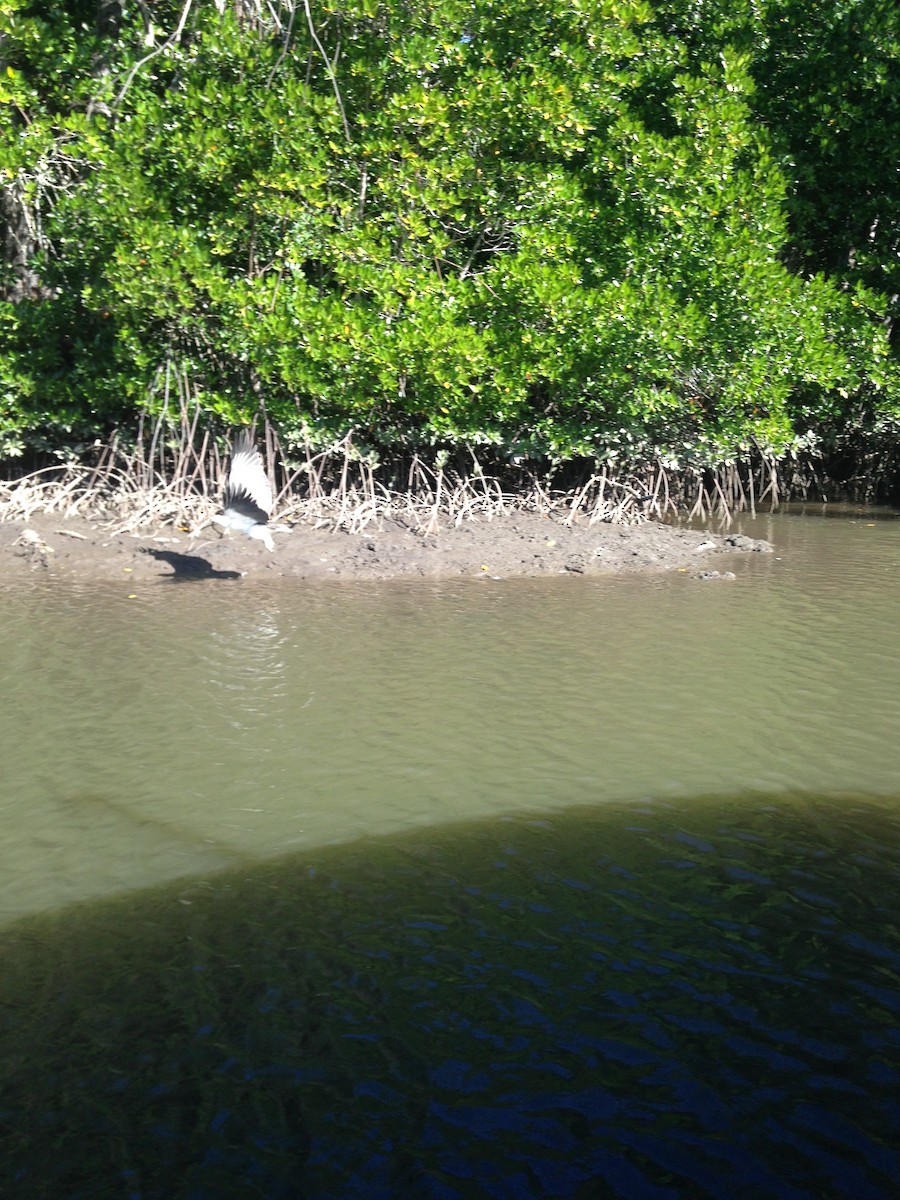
[1, 508, 898, 1197]
[2, 794, 899, 1199]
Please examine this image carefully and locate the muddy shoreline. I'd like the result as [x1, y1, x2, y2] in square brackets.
[1, 511, 772, 585]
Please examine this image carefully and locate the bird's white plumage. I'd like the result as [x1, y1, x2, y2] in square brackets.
[204, 431, 285, 553]
[226, 435, 272, 517]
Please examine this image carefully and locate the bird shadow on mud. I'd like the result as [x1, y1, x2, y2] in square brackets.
[139, 546, 243, 581]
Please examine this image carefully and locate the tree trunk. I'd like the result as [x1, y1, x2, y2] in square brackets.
[0, 180, 43, 302]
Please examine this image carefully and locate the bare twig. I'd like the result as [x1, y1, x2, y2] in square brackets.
[301, 0, 350, 141]
[113, 0, 196, 109]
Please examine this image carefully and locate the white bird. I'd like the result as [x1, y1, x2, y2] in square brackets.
[208, 431, 286, 552]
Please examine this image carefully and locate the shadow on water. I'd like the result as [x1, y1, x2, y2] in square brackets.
[139, 547, 243, 581]
[2, 791, 899, 1200]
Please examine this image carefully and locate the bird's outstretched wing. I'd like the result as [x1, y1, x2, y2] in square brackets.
[222, 432, 272, 523]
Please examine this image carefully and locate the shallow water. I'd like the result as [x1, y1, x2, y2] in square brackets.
[1, 508, 898, 1198]
[1, 508, 898, 921]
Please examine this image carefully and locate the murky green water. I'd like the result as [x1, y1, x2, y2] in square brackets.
[1, 509, 898, 921]
[1, 509, 898, 1198]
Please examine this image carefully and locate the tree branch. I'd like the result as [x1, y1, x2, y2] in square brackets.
[301, 0, 350, 142]
[112, 0, 196, 110]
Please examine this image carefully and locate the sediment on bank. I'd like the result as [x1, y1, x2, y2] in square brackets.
[0, 504, 774, 586]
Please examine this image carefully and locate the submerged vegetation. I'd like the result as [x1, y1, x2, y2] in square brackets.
[1, 0, 898, 519]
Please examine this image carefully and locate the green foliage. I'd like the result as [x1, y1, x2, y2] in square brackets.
[0, 0, 897, 481]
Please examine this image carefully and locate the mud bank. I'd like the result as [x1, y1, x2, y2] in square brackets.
[0, 511, 772, 585]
